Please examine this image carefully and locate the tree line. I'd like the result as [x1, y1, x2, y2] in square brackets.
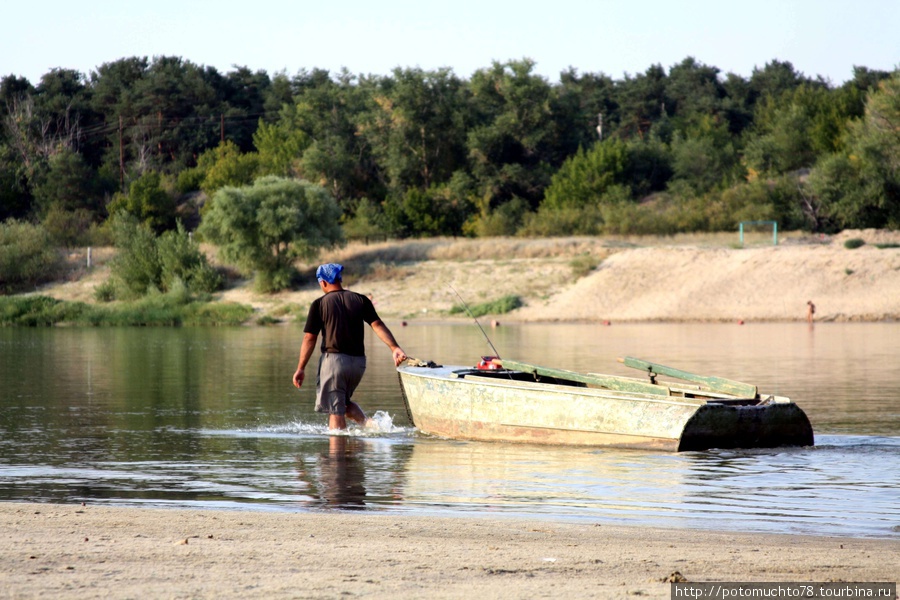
[1, 55, 898, 246]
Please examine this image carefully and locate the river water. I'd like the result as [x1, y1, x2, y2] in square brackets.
[0, 322, 897, 538]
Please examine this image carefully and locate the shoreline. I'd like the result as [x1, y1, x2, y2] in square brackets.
[3, 502, 897, 599]
[29, 230, 900, 326]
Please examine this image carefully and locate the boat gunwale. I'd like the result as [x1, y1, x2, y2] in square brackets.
[460, 373, 706, 407]
[397, 366, 757, 408]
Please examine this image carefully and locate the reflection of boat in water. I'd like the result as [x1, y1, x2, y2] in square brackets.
[400, 440, 686, 516]
[398, 357, 814, 452]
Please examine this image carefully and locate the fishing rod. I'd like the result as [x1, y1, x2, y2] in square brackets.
[448, 285, 502, 359]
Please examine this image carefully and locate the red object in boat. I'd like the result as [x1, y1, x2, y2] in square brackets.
[476, 356, 501, 370]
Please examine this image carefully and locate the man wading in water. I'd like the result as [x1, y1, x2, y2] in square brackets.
[292, 263, 407, 430]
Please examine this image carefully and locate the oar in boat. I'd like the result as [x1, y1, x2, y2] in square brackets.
[617, 357, 758, 398]
[491, 358, 671, 396]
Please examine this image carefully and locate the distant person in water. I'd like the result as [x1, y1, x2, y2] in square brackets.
[292, 263, 407, 430]
[807, 300, 816, 323]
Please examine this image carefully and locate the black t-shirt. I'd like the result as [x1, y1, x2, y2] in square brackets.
[303, 290, 379, 357]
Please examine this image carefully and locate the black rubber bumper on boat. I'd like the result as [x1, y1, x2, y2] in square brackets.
[678, 402, 815, 451]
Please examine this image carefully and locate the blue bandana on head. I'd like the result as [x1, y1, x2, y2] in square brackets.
[316, 263, 343, 284]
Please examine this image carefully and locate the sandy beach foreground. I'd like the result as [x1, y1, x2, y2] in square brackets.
[1, 503, 896, 599]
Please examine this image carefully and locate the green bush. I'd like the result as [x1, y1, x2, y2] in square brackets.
[189, 266, 225, 295]
[529, 177, 790, 237]
[464, 199, 527, 237]
[109, 215, 162, 298]
[598, 200, 680, 235]
[93, 280, 116, 302]
[176, 167, 206, 194]
[844, 238, 866, 249]
[0, 296, 92, 326]
[198, 141, 260, 197]
[570, 255, 600, 279]
[449, 295, 523, 317]
[157, 223, 223, 294]
[0, 220, 64, 293]
[343, 198, 389, 243]
[42, 207, 95, 248]
[519, 206, 603, 237]
[182, 301, 254, 326]
[0, 293, 253, 326]
[107, 171, 176, 233]
[0, 295, 59, 325]
[542, 139, 629, 211]
[108, 215, 221, 300]
[86, 292, 252, 326]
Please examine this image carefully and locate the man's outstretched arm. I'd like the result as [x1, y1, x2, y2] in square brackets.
[292, 332, 318, 388]
[370, 320, 407, 366]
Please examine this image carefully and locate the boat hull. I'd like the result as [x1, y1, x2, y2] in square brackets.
[397, 365, 814, 451]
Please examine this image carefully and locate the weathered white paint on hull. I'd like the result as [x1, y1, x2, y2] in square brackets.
[397, 365, 814, 451]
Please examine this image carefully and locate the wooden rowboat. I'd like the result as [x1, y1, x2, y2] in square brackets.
[397, 357, 814, 451]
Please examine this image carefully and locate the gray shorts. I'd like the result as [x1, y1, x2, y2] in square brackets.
[315, 352, 367, 415]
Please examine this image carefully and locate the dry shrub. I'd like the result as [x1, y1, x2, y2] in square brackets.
[270, 303, 305, 318]
[315, 237, 613, 266]
[299, 231, 808, 276]
[365, 261, 411, 281]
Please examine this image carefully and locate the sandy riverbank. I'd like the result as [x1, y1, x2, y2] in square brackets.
[40, 229, 900, 324]
[2, 502, 897, 599]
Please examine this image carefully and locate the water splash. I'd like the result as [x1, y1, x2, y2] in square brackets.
[248, 422, 329, 436]
[336, 410, 411, 437]
[229, 411, 414, 439]
[365, 410, 401, 433]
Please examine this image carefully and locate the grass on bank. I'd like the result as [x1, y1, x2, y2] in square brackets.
[0, 293, 254, 327]
[448, 295, 523, 318]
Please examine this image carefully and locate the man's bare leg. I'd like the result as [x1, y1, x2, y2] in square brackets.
[346, 400, 368, 425]
[328, 413, 348, 430]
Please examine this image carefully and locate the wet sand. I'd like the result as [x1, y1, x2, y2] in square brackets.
[2, 502, 896, 599]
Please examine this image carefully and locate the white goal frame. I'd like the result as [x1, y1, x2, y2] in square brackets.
[739, 220, 778, 246]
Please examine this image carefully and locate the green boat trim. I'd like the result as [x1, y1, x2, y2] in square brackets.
[619, 356, 758, 398]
